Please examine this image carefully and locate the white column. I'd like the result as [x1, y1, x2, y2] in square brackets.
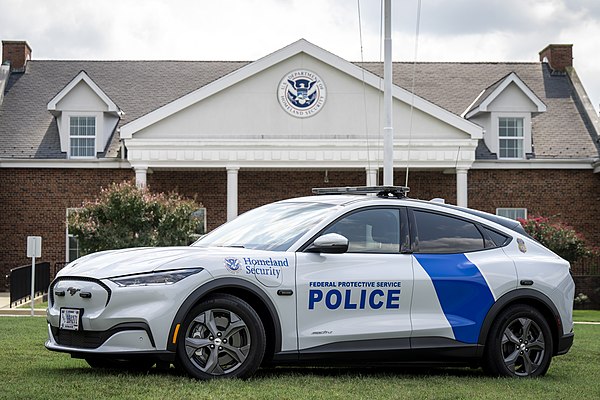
[456, 168, 468, 207]
[134, 167, 147, 188]
[365, 167, 378, 187]
[226, 166, 240, 221]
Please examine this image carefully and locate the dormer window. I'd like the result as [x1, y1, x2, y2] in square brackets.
[69, 116, 96, 157]
[498, 117, 524, 159]
[463, 72, 545, 161]
[47, 70, 122, 159]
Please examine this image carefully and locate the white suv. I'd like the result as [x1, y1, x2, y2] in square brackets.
[46, 186, 574, 379]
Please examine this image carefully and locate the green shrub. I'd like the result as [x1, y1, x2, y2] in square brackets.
[67, 181, 201, 255]
[518, 216, 592, 262]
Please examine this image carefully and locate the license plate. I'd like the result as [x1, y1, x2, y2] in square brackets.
[60, 308, 81, 331]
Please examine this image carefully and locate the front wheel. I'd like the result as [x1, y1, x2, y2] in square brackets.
[176, 294, 266, 379]
[483, 304, 553, 377]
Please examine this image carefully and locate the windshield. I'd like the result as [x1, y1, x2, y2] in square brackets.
[193, 201, 336, 251]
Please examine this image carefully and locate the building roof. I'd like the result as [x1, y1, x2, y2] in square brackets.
[0, 60, 249, 158]
[1, 56, 598, 160]
[359, 61, 598, 159]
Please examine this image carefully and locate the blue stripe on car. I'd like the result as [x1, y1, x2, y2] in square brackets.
[414, 253, 494, 344]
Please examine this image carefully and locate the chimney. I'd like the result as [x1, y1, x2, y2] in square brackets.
[2, 40, 32, 72]
[539, 44, 573, 72]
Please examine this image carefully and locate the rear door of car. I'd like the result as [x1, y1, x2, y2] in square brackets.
[407, 207, 517, 345]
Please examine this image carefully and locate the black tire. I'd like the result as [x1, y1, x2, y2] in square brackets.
[483, 304, 553, 377]
[85, 357, 155, 372]
[176, 294, 266, 380]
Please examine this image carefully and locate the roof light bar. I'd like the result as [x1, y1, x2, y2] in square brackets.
[312, 186, 410, 198]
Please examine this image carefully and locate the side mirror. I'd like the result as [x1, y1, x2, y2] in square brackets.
[306, 233, 349, 254]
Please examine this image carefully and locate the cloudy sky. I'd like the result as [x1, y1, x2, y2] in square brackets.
[2, 0, 599, 112]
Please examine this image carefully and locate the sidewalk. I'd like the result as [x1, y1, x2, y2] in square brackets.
[0, 292, 46, 316]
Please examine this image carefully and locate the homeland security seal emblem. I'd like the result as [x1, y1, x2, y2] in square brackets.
[278, 70, 326, 118]
[224, 257, 242, 274]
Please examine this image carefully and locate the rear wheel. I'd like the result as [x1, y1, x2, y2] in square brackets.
[176, 294, 266, 379]
[484, 304, 553, 377]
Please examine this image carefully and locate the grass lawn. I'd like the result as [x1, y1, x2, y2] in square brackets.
[573, 309, 600, 322]
[0, 317, 599, 399]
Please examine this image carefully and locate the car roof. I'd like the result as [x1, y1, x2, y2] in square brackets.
[281, 193, 529, 237]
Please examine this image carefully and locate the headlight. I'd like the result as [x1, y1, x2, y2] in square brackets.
[109, 268, 203, 287]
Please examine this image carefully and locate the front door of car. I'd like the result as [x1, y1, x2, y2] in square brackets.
[295, 207, 414, 352]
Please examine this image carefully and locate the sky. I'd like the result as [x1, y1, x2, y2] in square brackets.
[1, 0, 599, 113]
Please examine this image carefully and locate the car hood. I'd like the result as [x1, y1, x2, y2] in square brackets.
[58, 246, 294, 288]
[58, 246, 229, 279]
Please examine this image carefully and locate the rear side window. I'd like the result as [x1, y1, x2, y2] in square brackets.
[482, 226, 510, 247]
[412, 210, 485, 253]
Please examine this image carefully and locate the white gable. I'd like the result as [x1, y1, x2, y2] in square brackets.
[134, 52, 470, 142]
[123, 39, 482, 171]
[487, 82, 540, 112]
[55, 80, 108, 111]
[48, 70, 120, 114]
[465, 72, 546, 118]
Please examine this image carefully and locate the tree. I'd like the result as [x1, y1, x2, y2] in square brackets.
[518, 216, 592, 262]
[67, 181, 202, 255]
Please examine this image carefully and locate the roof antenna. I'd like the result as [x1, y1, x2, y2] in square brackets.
[357, 0, 374, 184]
[405, 0, 422, 188]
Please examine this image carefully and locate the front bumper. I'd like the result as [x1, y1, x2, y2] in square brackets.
[45, 323, 175, 361]
[46, 272, 210, 356]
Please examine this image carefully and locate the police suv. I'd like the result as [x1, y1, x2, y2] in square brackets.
[46, 186, 574, 379]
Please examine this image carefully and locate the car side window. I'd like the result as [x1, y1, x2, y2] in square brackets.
[412, 210, 485, 253]
[481, 226, 510, 248]
[322, 209, 400, 253]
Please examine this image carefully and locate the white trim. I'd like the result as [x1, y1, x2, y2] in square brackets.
[0, 159, 131, 168]
[47, 70, 121, 114]
[473, 159, 595, 169]
[125, 138, 478, 170]
[461, 89, 485, 118]
[120, 39, 482, 140]
[1, 156, 593, 171]
[465, 72, 546, 119]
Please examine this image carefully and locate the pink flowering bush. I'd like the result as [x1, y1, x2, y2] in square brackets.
[68, 181, 202, 255]
[517, 216, 592, 262]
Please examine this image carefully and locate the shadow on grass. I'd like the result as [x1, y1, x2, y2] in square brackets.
[37, 363, 485, 380]
[255, 365, 484, 379]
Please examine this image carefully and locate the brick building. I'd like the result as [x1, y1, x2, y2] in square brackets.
[1, 39, 599, 289]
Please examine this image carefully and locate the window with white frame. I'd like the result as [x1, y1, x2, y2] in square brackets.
[69, 116, 96, 157]
[496, 208, 527, 221]
[498, 117, 524, 159]
[66, 208, 81, 262]
[192, 208, 207, 236]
